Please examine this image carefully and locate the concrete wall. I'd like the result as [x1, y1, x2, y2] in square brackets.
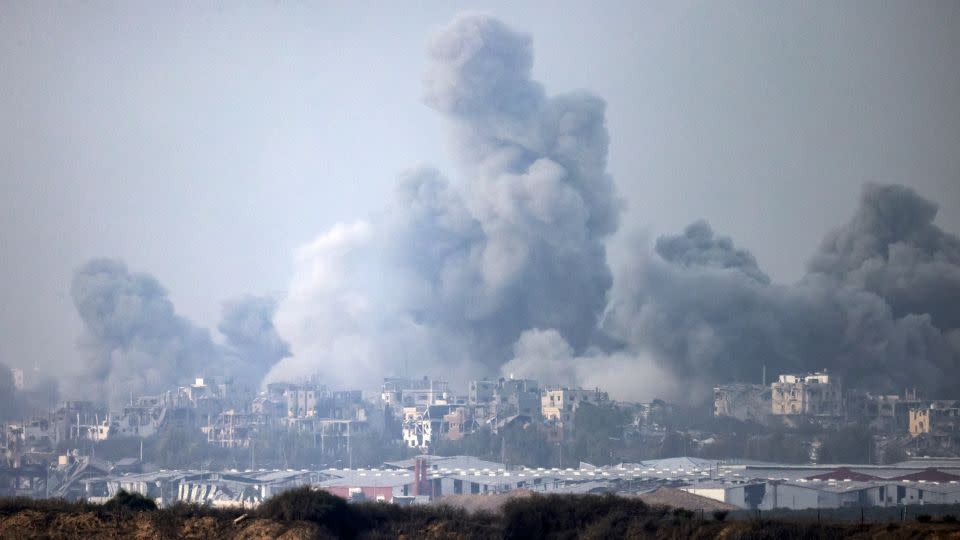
[324, 485, 402, 502]
[761, 484, 822, 510]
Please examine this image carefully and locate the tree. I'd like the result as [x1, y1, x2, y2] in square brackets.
[501, 423, 551, 467]
[152, 425, 210, 469]
[818, 425, 873, 464]
[882, 444, 908, 465]
[569, 402, 628, 465]
[658, 431, 692, 459]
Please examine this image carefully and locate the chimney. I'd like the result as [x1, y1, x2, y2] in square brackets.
[413, 458, 422, 496]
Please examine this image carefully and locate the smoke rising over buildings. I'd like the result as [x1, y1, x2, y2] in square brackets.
[70, 259, 287, 405]
[61, 14, 959, 405]
[602, 183, 960, 398]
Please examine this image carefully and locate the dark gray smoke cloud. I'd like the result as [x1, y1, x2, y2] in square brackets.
[71, 259, 287, 404]
[654, 221, 770, 284]
[810, 183, 960, 330]
[601, 184, 960, 398]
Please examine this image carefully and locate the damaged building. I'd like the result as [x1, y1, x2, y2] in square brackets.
[771, 371, 843, 417]
[713, 384, 771, 424]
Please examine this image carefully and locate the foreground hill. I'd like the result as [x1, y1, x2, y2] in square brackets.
[3, 489, 960, 539]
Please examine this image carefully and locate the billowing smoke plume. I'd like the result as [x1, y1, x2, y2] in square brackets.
[61, 15, 958, 405]
[267, 14, 959, 402]
[268, 14, 620, 388]
[71, 259, 287, 404]
[810, 183, 960, 331]
[600, 189, 960, 398]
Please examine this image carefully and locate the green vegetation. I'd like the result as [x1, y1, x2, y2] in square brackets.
[818, 425, 874, 464]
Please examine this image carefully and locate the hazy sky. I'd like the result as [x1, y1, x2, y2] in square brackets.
[2, 1, 958, 376]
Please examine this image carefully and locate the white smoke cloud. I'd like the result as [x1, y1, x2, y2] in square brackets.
[501, 329, 680, 403]
[266, 13, 622, 390]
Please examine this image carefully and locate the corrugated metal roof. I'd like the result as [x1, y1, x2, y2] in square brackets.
[891, 468, 960, 482]
[315, 470, 415, 488]
[805, 467, 882, 481]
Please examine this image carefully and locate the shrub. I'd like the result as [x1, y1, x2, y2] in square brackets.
[712, 509, 729, 522]
[257, 487, 354, 537]
[942, 514, 957, 523]
[102, 490, 157, 512]
[916, 514, 932, 523]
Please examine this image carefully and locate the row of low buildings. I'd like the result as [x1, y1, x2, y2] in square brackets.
[29, 452, 960, 511]
[714, 370, 960, 439]
[683, 460, 960, 510]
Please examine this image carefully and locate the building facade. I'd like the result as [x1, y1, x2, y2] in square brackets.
[771, 371, 843, 417]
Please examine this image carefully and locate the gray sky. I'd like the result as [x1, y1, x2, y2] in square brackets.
[2, 1, 958, 377]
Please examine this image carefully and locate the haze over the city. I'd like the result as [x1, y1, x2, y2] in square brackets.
[2, 2, 959, 407]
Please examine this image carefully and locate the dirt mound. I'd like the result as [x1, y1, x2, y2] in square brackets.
[637, 487, 739, 511]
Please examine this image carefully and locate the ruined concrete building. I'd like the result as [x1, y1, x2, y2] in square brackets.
[771, 371, 843, 417]
[541, 386, 609, 441]
[910, 401, 960, 437]
[713, 384, 771, 424]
